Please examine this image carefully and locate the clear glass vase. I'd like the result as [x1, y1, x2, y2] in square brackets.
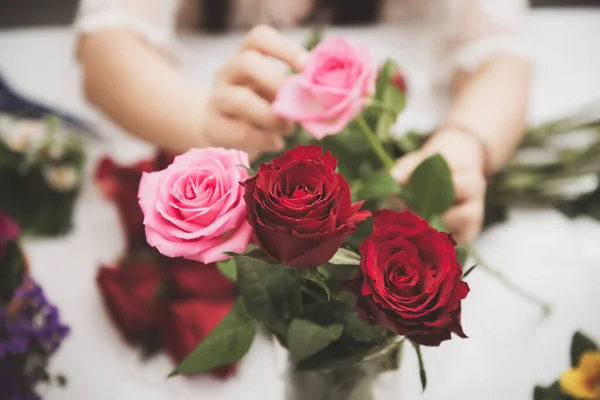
[284, 346, 402, 400]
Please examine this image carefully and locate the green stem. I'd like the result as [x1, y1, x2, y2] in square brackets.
[369, 100, 398, 117]
[357, 114, 395, 169]
[466, 244, 551, 316]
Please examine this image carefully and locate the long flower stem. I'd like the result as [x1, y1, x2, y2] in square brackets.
[466, 244, 551, 316]
[357, 114, 395, 169]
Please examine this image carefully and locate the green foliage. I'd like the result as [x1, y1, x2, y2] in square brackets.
[404, 154, 455, 220]
[0, 242, 27, 303]
[570, 331, 598, 367]
[412, 342, 427, 392]
[288, 319, 344, 362]
[171, 299, 256, 376]
[217, 259, 237, 281]
[328, 248, 361, 266]
[533, 382, 574, 400]
[374, 60, 406, 141]
[355, 169, 401, 202]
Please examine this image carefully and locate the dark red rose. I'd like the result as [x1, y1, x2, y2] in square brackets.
[243, 145, 370, 268]
[95, 151, 175, 251]
[160, 299, 236, 378]
[97, 261, 165, 343]
[167, 258, 237, 300]
[0, 212, 19, 260]
[345, 210, 469, 346]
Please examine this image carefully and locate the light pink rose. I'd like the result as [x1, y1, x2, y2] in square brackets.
[138, 148, 252, 264]
[273, 37, 377, 140]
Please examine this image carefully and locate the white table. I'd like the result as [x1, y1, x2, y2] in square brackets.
[1, 9, 600, 400]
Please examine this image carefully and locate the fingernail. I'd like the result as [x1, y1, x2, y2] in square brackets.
[390, 164, 406, 182]
[295, 51, 309, 70]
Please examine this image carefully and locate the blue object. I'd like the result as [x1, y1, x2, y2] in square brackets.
[0, 71, 96, 135]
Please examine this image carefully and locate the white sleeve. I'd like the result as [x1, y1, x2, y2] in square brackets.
[74, 0, 181, 51]
[441, 0, 531, 72]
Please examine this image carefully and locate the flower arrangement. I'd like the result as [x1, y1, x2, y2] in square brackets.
[136, 37, 485, 398]
[535, 331, 600, 400]
[0, 113, 85, 236]
[0, 212, 70, 399]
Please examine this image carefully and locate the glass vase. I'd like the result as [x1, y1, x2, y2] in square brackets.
[284, 345, 402, 400]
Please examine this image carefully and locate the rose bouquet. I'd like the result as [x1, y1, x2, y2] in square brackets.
[0, 113, 85, 236]
[0, 212, 70, 399]
[138, 146, 469, 400]
[135, 36, 550, 399]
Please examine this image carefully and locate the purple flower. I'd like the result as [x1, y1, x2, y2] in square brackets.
[0, 275, 69, 398]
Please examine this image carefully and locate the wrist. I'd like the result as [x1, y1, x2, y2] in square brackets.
[424, 126, 488, 176]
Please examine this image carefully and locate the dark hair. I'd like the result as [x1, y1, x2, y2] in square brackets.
[201, 0, 381, 32]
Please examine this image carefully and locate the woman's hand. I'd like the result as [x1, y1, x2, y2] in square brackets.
[391, 129, 487, 244]
[200, 25, 308, 160]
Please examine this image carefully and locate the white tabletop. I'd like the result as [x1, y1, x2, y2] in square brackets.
[1, 9, 600, 400]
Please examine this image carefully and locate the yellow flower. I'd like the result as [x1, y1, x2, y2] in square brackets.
[560, 352, 600, 399]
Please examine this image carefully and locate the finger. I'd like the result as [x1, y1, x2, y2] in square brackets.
[218, 118, 285, 160]
[390, 153, 424, 184]
[214, 85, 291, 133]
[241, 25, 309, 71]
[223, 49, 288, 102]
[442, 201, 484, 244]
[452, 172, 486, 203]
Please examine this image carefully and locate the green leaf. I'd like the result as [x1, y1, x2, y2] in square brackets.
[405, 154, 455, 220]
[356, 170, 402, 201]
[344, 313, 386, 343]
[307, 273, 331, 301]
[217, 259, 237, 282]
[428, 216, 449, 233]
[533, 382, 574, 400]
[287, 319, 344, 362]
[328, 248, 361, 266]
[571, 331, 598, 367]
[412, 342, 427, 392]
[374, 59, 406, 140]
[462, 264, 478, 279]
[236, 256, 279, 323]
[171, 299, 255, 376]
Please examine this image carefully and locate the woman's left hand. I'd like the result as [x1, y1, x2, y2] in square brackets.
[391, 129, 487, 244]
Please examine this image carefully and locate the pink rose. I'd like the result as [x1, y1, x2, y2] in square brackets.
[273, 37, 377, 140]
[138, 148, 252, 264]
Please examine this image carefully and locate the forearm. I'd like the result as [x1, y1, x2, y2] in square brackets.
[442, 55, 532, 173]
[78, 30, 209, 153]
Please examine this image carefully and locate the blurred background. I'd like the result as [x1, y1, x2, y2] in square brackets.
[1, 0, 600, 28]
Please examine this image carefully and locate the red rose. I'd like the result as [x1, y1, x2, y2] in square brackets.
[167, 258, 237, 300]
[95, 152, 175, 251]
[243, 145, 370, 268]
[345, 210, 469, 346]
[97, 261, 165, 343]
[160, 299, 236, 378]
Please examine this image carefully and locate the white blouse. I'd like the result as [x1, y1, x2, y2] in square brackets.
[74, 0, 529, 73]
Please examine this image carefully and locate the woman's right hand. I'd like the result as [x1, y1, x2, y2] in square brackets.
[200, 25, 309, 160]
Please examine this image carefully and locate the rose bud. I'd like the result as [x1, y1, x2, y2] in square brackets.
[344, 210, 469, 346]
[243, 145, 370, 268]
[391, 69, 407, 93]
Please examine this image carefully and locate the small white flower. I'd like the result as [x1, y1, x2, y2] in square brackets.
[43, 165, 79, 192]
[1, 119, 46, 153]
